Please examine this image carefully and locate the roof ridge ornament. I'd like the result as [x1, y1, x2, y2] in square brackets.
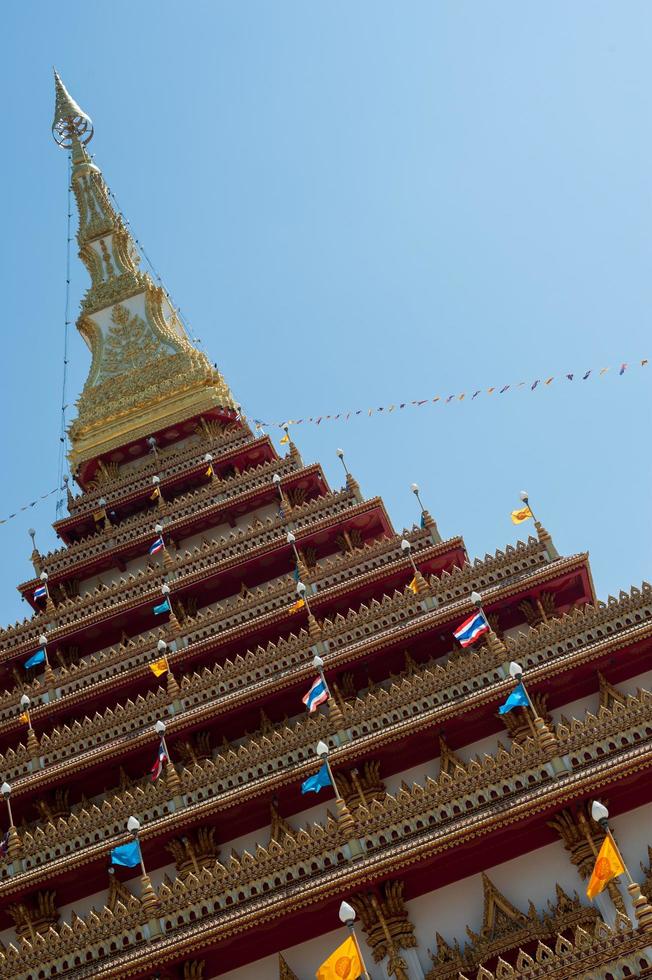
[52, 69, 93, 148]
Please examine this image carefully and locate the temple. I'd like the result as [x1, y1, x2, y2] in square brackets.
[0, 73, 649, 980]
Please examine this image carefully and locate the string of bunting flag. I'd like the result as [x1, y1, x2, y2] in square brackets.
[250, 356, 649, 430]
[0, 356, 646, 531]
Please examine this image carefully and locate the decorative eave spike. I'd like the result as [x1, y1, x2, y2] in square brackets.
[52, 69, 93, 148]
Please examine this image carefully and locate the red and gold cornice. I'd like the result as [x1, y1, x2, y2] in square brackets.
[4, 730, 652, 979]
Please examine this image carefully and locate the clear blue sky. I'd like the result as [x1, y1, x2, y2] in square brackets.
[1, 2, 650, 624]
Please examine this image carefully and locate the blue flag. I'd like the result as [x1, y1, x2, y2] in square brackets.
[24, 649, 46, 669]
[301, 762, 331, 795]
[110, 839, 142, 868]
[420, 512, 427, 529]
[153, 598, 171, 616]
[498, 682, 530, 715]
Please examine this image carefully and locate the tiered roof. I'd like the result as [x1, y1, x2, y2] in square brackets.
[0, 74, 649, 980]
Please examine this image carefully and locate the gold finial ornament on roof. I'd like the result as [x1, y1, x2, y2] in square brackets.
[52, 69, 93, 148]
[51, 72, 239, 478]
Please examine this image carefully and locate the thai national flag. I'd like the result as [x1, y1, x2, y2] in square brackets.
[453, 611, 489, 648]
[33, 585, 47, 601]
[302, 676, 329, 713]
[149, 536, 165, 555]
[150, 740, 168, 781]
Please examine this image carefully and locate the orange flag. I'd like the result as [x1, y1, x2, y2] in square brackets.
[586, 835, 625, 899]
[148, 657, 168, 677]
[316, 936, 362, 979]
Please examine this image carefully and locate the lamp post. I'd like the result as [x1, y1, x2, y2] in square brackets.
[37, 632, 56, 691]
[20, 694, 40, 763]
[312, 653, 346, 733]
[160, 582, 181, 638]
[39, 571, 55, 616]
[591, 801, 652, 932]
[126, 816, 159, 918]
[154, 719, 182, 799]
[316, 741, 357, 845]
[410, 482, 440, 541]
[519, 489, 557, 558]
[28, 527, 42, 575]
[151, 474, 163, 507]
[296, 580, 322, 643]
[286, 531, 308, 583]
[154, 522, 174, 570]
[338, 901, 371, 980]
[336, 448, 361, 499]
[336, 448, 349, 477]
[508, 661, 562, 766]
[157, 638, 180, 702]
[469, 590, 507, 664]
[1, 782, 22, 864]
[203, 453, 215, 480]
[97, 496, 111, 528]
[400, 538, 428, 596]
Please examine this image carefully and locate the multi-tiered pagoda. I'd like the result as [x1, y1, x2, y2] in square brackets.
[0, 73, 650, 980]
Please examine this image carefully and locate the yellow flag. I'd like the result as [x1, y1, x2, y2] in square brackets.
[19, 711, 29, 724]
[511, 506, 533, 525]
[280, 433, 290, 445]
[149, 657, 168, 677]
[407, 576, 419, 594]
[289, 598, 305, 614]
[150, 486, 161, 501]
[586, 835, 625, 899]
[205, 465, 214, 478]
[316, 936, 362, 980]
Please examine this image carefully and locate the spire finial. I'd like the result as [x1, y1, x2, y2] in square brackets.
[52, 69, 93, 148]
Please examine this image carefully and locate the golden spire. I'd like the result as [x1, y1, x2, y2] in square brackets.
[51, 72, 238, 478]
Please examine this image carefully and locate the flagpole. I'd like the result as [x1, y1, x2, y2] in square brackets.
[507, 662, 542, 720]
[338, 902, 371, 980]
[19, 695, 41, 767]
[316, 741, 359, 853]
[400, 538, 429, 596]
[38, 632, 56, 692]
[154, 718, 182, 799]
[507, 662, 566, 777]
[519, 489, 537, 522]
[126, 816, 160, 926]
[591, 801, 652, 934]
[0, 782, 22, 865]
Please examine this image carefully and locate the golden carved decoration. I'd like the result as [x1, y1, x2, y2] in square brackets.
[426, 877, 598, 979]
[518, 590, 557, 627]
[6, 890, 59, 941]
[182, 961, 205, 980]
[351, 880, 415, 978]
[96, 303, 170, 383]
[166, 828, 220, 878]
[279, 954, 299, 979]
[269, 798, 296, 844]
[338, 761, 385, 810]
[500, 691, 552, 747]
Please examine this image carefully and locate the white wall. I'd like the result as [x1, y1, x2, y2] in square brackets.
[214, 800, 652, 979]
